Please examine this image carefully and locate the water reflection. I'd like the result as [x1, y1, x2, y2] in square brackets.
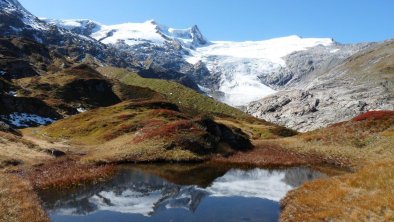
[39, 165, 325, 222]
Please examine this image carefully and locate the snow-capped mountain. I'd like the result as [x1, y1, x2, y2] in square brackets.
[44, 19, 208, 48]
[45, 18, 339, 106]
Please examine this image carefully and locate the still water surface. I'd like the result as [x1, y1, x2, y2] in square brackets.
[39, 164, 326, 222]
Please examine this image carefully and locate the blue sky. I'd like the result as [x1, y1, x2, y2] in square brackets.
[19, 0, 394, 43]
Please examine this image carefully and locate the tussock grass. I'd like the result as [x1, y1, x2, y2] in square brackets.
[0, 173, 50, 222]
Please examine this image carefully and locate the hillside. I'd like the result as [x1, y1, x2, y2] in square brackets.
[0, 64, 163, 127]
[248, 39, 394, 132]
[98, 67, 294, 139]
[98, 67, 249, 118]
[277, 111, 394, 221]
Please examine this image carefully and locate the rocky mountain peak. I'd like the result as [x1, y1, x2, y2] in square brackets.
[190, 25, 208, 46]
[0, 0, 49, 37]
[0, 0, 23, 9]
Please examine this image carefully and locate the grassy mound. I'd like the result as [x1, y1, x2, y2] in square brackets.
[36, 99, 252, 163]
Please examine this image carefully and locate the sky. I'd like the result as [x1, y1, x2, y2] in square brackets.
[18, 0, 394, 43]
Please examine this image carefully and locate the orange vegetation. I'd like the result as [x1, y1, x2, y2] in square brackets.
[280, 161, 394, 221]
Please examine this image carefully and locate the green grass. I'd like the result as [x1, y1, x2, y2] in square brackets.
[97, 67, 250, 119]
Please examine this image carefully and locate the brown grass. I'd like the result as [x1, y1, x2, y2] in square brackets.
[276, 111, 394, 221]
[275, 111, 394, 168]
[281, 161, 394, 222]
[211, 140, 326, 168]
[0, 173, 50, 222]
[0, 131, 51, 168]
[23, 156, 114, 189]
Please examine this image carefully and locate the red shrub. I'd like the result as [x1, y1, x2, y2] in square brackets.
[352, 111, 394, 122]
[117, 114, 137, 121]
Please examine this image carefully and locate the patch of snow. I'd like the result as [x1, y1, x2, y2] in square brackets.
[1, 112, 54, 127]
[0, 70, 6, 76]
[197, 84, 210, 93]
[77, 107, 87, 113]
[6, 91, 17, 96]
[330, 48, 340, 53]
[43, 19, 102, 34]
[9, 26, 22, 32]
[90, 20, 166, 46]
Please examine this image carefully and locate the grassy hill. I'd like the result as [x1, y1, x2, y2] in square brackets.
[98, 67, 250, 118]
[33, 99, 252, 164]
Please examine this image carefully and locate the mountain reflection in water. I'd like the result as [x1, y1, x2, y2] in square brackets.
[39, 164, 325, 222]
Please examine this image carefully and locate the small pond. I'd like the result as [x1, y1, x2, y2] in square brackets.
[38, 164, 326, 222]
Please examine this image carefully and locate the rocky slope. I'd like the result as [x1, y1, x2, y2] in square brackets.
[247, 39, 394, 132]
